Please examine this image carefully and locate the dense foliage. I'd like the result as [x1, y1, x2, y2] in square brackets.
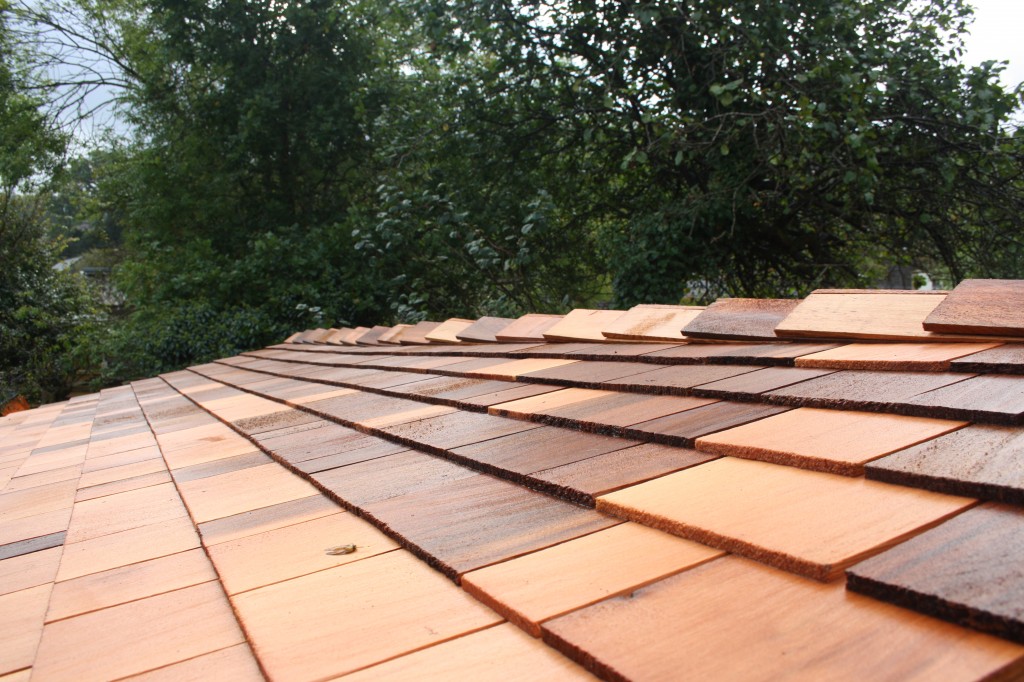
[4, 0, 1023, 402]
[1, 2, 100, 403]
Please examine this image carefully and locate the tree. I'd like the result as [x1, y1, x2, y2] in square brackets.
[1, 1, 98, 403]
[427, 0, 1024, 303]
[352, 38, 608, 319]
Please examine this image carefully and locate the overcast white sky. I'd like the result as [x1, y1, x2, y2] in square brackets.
[962, 0, 1024, 89]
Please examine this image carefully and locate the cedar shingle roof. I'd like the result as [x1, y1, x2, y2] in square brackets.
[3, 279, 1024, 680]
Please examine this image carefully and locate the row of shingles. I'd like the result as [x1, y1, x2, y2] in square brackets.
[0, 396, 96, 681]
[285, 306, 1024, 654]
[467, 319, 1024, 678]
[237, 342, 1024, 671]
[297, 353, 1024, 681]
[241, 345, 1024, 522]
[146, 370, 608, 681]
[254, 340, 1024, 427]
[197, 358, 718, 507]
[279, 334, 1024, 393]
[0, 409, 38, 491]
[26, 384, 257, 682]
[233, 347, 811, 447]
[433, 353, 1000, 586]
[223, 347, 1024, 530]
[562, 297, 1024, 649]
[276, 307, 1024, 610]
[281, 290, 1020, 372]
[765, 290, 1024, 402]
[168, 362, 789, 672]
[164, 366, 623, 578]
[526, 360, 1024, 655]
[794, 286, 1024, 644]
[258, 337, 835, 366]
[283, 295, 1013, 373]
[311, 294, 1024, 406]
[778, 340, 1024, 503]
[180, 360, 776, 658]
[228, 339, 1024, 638]
[191, 352, 1014, 648]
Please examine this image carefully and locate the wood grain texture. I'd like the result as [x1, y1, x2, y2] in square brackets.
[355, 324, 391, 345]
[602, 364, 763, 394]
[461, 358, 582, 380]
[175, 463, 319, 524]
[681, 298, 800, 340]
[56, 516, 200, 582]
[397, 320, 442, 345]
[425, 318, 475, 344]
[525, 392, 716, 433]
[232, 551, 501, 681]
[340, 623, 598, 682]
[689, 366, 835, 399]
[0, 583, 52, 676]
[542, 556, 1024, 682]
[774, 290, 1019, 342]
[531, 442, 716, 502]
[340, 326, 370, 345]
[311, 450, 480, 509]
[641, 342, 838, 366]
[378, 410, 543, 453]
[449, 425, 639, 477]
[543, 309, 627, 342]
[597, 456, 974, 581]
[196, 494, 340, 546]
[795, 342, 1001, 372]
[601, 304, 704, 342]
[623, 401, 789, 447]
[907, 374, 1024, 424]
[362, 473, 619, 578]
[0, 528, 67, 559]
[951, 344, 1024, 374]
[696, 407, 967, 476]
[765, 369, 970, 413]
[387, 374, 506, 400]
[46, 548, 217, 621]
[33, 582, 245, 682]
[0, 546, 60, 596]
[505, 342, 609, 357]
[457, 382, 562, 408]
[377, 323, 412, 344]
[116, 644, 263, 682]
[923, 280, 1024, 336]
[463, 523, 722, 636]
[560, 342, 682, 360]
[866, 424, 1024, 504]
[519, 361, 658, 387]
[64, 482, 188, 544]
[847, 503, 1024, 644]
[494, 314, 564, 342]
[206, 512, 399, 594]
[457, 316, 517, 343]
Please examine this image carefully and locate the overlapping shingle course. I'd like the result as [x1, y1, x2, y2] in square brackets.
[4, 281, 1024, 680]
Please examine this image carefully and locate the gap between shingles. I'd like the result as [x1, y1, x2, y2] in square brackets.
[158, 370, 626, 582]
[74, 472, 171, 504]
[130, 380, 276, 682]
[184, 365, 589, 502]
[43, 575, 219, 625]
[105, 642, 252, 682]
[225, 546, 405, 598]
[311, 621, 509, 682]
[150, 373, 479, 584]
[246, 348, 1022, 427]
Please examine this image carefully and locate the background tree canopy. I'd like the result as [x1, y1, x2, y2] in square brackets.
[3, 0, 1023, 403]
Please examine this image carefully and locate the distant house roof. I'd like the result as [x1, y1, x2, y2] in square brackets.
[3, 279, 1024, 680]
